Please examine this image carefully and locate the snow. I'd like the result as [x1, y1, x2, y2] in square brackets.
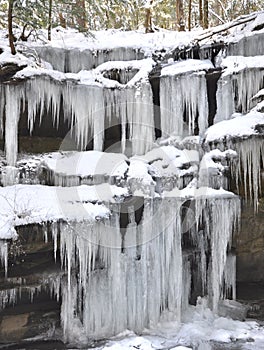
[0, 184, 128, 239]
[92, 303, 264, 349]
[205, 111, 264, 142]
[14, 58, 155, 88]
[205, 112, 264, 211]
[0, 50, 31, 67]
[163, 185, 237, 199]
[161, 59, 214, 76]
[42, 151, 128, 179]
[94, 58, 155, 88]
[40, 147, 199, 193]
[133, 146, 199, 178]
[219, 55, 264, 75]
[198, 149, 237, 188]
[33, 27, 198, 54]
[252, 88, 264, 100]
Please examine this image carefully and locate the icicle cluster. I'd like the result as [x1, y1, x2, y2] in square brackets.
[227, 34, 264, 57]
[0, 288, 17, 310]
[56, 194, 239, 342]
[215, 69, 264, 123]
[0, 274, 62, 311]
[160, 72, 209, 137]
[1, 75, 155, 168]
[59, 199, 183, 340]
[35, 47, 144, 73]
[103, 83, 155, 155]
[0, 240, 8, 277]
[195, 196, 240, 312]
[230, 138, 264, 211]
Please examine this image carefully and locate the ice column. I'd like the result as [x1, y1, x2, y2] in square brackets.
[215, 69, 264, 122]
[0, 240, 8, 277]
[160, 72, 209, 137]
[59, 197, 185, 342]
[5, 85, 25, 166]
[230, 138, 264, 211]
[198, 196, 240, 311]
[104, 83, 155, 155]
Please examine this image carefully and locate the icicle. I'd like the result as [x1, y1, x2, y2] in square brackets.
[130, 85, 155, 155]
[182, 254, 191, 312]
[26, 77, 61, 134]
[214, 74, 235, 123]
[0, 240, 8, 277]
[0, 288, 17, 310]
[230, 138, 264, 211]
[35, 46, 144, 73]
[206, 196, 240, 312]
[215, 69, 264, 122]
[56, 197, 186, 341]
[103, 82, 155, 156]
[51, 221, 58, 262]
[227, 35, 264, 58]
[223, 253, 236, 300]
[160, 72, 209, 137]
[43, 224, 48, 243]
[0, 84, 5, 137]
[63, 83, 105, 151]
[5, 85, 24, 166]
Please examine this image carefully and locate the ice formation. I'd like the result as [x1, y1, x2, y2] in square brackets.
[0, 14, 264, 347]
[160, 60, 210, 137]
[57, 192, 240, 341]
[41, 151, 128, 187]
[0, 185, 240, 342]
[34, 46, 145, 73]
[230, 138, 264, 211]
[0, 240, 8, 276]
[215, 57, 264, 122]
[0, 59, 155, 166]
[205, 112, 264, 210]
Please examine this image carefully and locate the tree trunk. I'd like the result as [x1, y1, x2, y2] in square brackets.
[59, 13, 66, 28]
[188, 0, 192, 31]
[176, 0, 185, 31]
[203, 0, 209, 28]
[199, 0, 203, 27]
[76, 0, 87, 31]
[144, 0, 153, 33]
[8, 0, 16, 55]
[48, 0, 52, 41]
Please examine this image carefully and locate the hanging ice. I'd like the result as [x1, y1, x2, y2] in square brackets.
[1, 59, 155, 172]
[205, 112, 264, 211]
[230, 138, 264, 211]
[160, 69, 209, 137]
[215, 57, 264, 122]
[0, 240, 8, 277]
[56, 190, 240, 342]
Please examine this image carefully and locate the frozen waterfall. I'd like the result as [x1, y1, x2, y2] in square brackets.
[56, 194, 240, 341]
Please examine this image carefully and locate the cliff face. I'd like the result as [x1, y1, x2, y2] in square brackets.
[0, 12, 264, 347]
[237, 197, 264, 283]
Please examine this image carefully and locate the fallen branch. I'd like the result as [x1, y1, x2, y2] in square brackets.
[194, 12, 257, 43]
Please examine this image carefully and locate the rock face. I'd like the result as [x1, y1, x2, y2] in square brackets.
[0, 63, 26, 82]
[236, 197, 264, 282]
[0, 224, 61, 344]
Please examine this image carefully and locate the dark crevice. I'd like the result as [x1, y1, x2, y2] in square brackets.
[149, 67, 162, 139]
[206, 69, 222, 126]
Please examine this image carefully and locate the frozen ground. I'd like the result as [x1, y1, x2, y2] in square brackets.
[84, 302, 264, 350]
